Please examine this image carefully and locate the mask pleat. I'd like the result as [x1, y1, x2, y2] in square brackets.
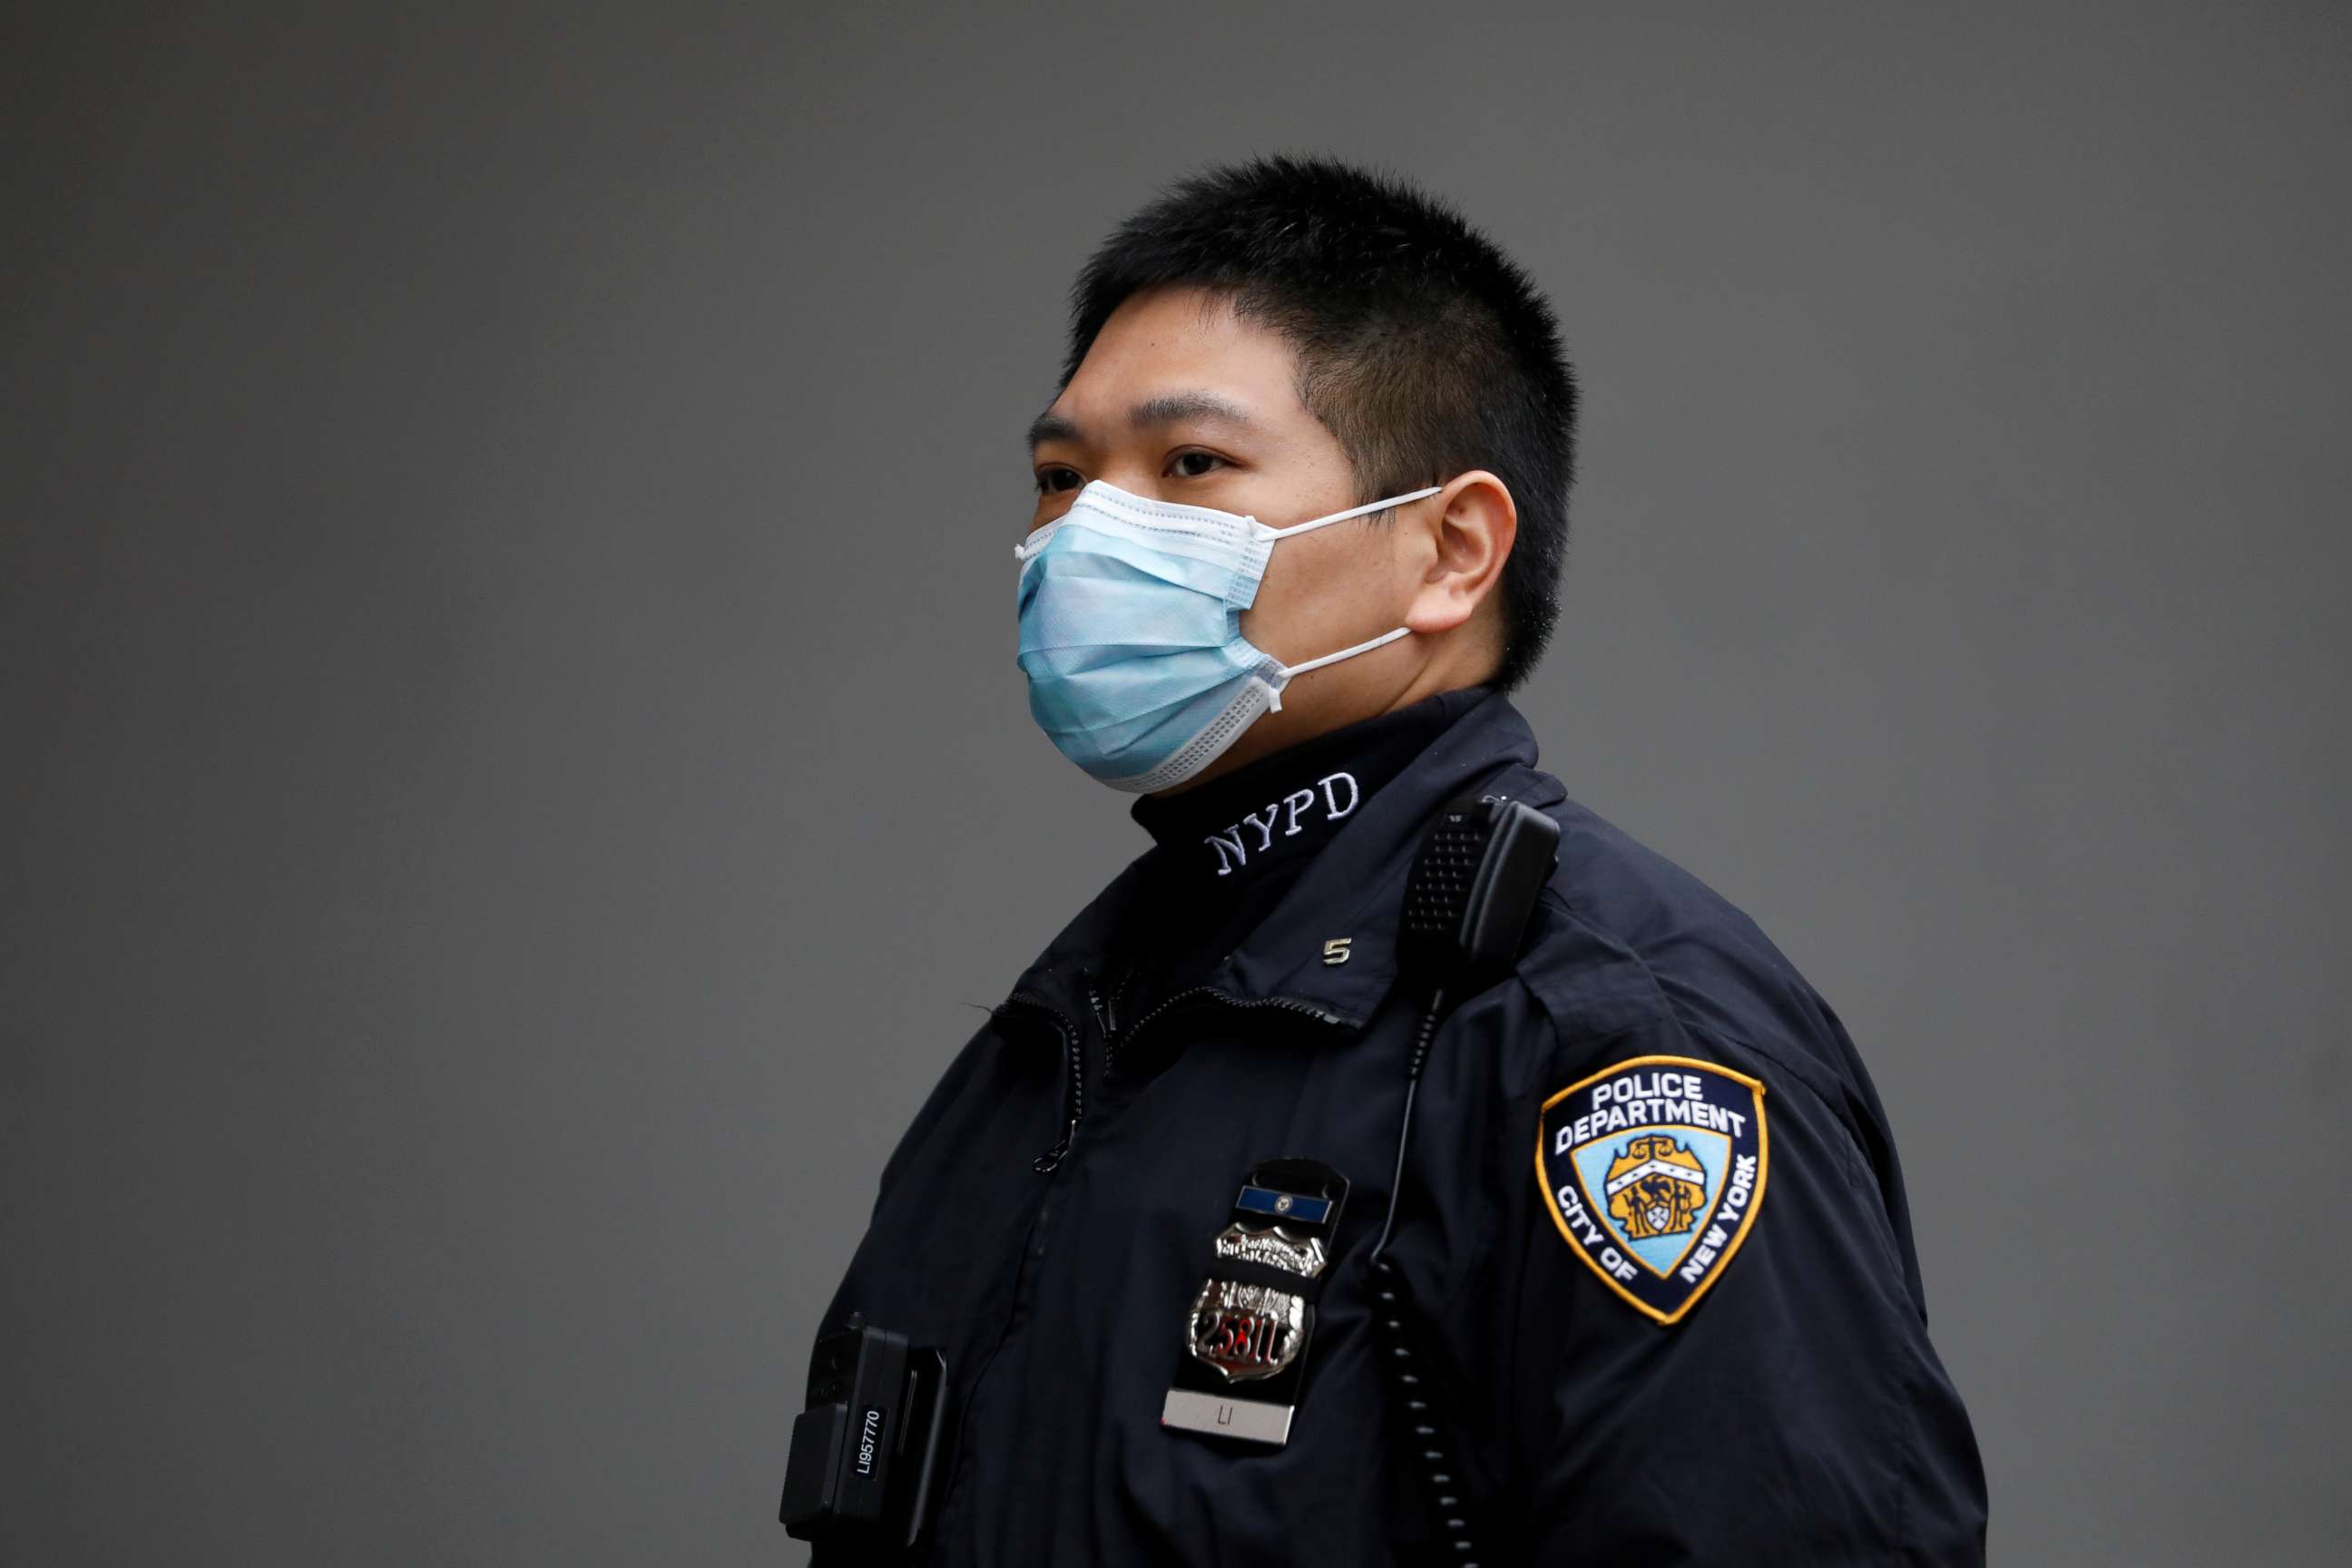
[1032, 649, 1263, 742]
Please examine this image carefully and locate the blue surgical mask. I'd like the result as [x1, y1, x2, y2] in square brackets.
[1013, 477, 1446, 792]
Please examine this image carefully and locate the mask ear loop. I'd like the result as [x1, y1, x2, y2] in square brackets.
[1252, 486, 1439, 708]
[1261, 625, 1415, 711]
[1259, 485, 1446, 539]
[1011, 522, 1063, 564]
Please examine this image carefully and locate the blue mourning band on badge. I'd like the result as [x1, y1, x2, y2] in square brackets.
[1534, 1055, 1769, 1327]
[1236, 1186, 1332, 1225]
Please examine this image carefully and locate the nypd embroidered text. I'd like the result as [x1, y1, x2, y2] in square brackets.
[1203, 772, 1360, 876]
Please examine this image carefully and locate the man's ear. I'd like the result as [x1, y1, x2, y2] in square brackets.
[1403, 470, 1516, 636]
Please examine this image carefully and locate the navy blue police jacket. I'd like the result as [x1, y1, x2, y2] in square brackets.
[814, 690, 1986, 1564]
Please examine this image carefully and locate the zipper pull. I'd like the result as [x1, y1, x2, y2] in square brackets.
[1033, 1119, 1079, 1173]
[1106, 959, 1133, 1036]
[1021, 991, 1087, 1174]
[1085, 968, 1124, 1078]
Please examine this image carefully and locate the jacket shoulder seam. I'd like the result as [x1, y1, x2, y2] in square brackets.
[1524, 890, 1857, 1128]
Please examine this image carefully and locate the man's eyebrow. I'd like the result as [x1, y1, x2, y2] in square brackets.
[1024, 409, 1083, 452]
[1128, 391, 1260, 433]
[1025, 391, 1261, 454]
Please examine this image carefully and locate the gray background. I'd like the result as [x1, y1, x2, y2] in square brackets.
[5, 3, 2346, 1563]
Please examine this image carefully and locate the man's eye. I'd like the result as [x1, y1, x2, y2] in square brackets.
[1034, 466, 1083, 495]
[1170, 451, 1226, 478]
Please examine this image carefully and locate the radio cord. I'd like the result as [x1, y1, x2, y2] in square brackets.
[1365, 988, 1486, 1567]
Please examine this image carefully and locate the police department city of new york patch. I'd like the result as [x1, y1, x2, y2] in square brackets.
[1536, 1054, 1768, 1326]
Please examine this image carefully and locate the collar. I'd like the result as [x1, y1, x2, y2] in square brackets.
[1000, 689, 1565, 1034]
[1128, 684, 1495, 892]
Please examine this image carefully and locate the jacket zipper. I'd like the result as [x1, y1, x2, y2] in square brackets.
[1009, 980, 1358, 1172]
[1113, 985, 1355, 1072]
[1000, 991, 1086, 1172]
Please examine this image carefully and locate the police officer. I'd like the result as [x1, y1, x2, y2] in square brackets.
[804, 154, 1987, 1564]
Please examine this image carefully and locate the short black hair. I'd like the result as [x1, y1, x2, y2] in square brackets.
[1058, 153, 1578, 692]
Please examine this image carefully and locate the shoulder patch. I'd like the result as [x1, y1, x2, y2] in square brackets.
[1534, 1054, 1768, 1325]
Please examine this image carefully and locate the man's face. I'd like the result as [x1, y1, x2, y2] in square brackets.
[1024, 285, 1433, 788]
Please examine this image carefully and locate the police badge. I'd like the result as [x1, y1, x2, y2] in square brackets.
[1161, 1159, 1349, 1447]
[1185, 1279, 1307, 1380]
[1536, 1055, 1768, 1325]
